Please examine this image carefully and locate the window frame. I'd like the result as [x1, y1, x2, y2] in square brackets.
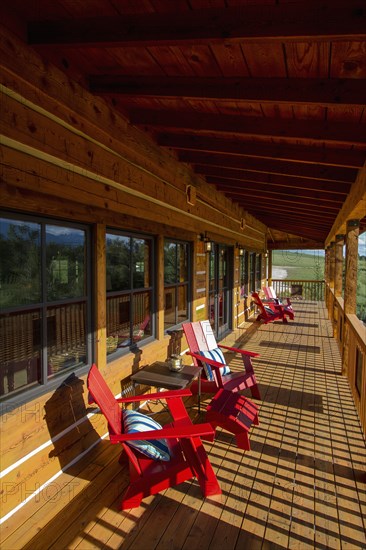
[105, 228, 155, 357]
[163, 238, 191, 331]
[0, 211, 93, 408]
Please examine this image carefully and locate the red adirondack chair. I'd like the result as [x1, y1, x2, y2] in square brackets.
[252, 292, 294, 324]
[263, 285, 293, 308]
[87, 364, 221, 510]
[182, 320, 261, 400]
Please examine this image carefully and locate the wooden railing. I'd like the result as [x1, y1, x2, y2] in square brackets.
[271, 279, 325, 301]
[327, 286, 366, 437]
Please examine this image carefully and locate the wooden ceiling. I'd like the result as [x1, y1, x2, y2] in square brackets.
[3, 0, 366, 248]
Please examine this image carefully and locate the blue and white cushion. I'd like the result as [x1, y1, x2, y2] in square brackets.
[122, 409, 170, 461]
[198, 347, 231, 381]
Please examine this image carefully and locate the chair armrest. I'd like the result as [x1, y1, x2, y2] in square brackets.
[109, 422, 215, 444]
[186, 351, 225, 371]
[218, 345, 260, 358]
[116, 388, 192, 404]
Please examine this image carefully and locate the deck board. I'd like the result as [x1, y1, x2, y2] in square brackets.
[2, 301, 365, 550]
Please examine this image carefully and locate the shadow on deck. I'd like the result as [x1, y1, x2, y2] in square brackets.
[3, 301, 366, 550]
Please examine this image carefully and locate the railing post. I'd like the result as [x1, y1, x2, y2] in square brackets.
[342, 219, 360, 376]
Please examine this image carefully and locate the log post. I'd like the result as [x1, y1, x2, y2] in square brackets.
[334, 234, 345, 297]
[342, 219, 360, 375]
[156, 234, 165, 341]
[328, 242, 336, 321]
[267, 250, 273, 285]
[95, 223, 107, 370]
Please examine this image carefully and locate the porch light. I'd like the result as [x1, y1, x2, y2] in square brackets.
[199, 232, 213, 252]
[235, 243, 244, 256]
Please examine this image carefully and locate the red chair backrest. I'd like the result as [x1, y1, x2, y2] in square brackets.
[87, 364, 122, 436]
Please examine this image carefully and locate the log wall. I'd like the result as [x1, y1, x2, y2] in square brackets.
[0, 24, 266, 531]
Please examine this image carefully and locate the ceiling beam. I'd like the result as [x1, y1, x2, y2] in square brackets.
[130, 109, 366, 146]
[179, 152, 357, 183]
[229, 193, 339, 215]
[28, 2, 366, 46]
[205, 173, 350, 194]
[215, 183, 344, 204]
[158, 134, 366, 169]
[90, 75, 366, 108]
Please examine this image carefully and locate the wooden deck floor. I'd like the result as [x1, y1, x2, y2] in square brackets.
[2, 301, 366, 550]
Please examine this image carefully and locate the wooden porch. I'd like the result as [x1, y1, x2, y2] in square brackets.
[2, 300, 365, 550]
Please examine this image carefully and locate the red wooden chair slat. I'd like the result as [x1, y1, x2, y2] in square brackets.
[263, 286, 293, 308]
[87, 364, 221, 510]
[252, 292, 294, 324]
[182, 320, 261, 400]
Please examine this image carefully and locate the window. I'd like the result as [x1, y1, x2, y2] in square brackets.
[164, 240, 190, 330]
[239, 250, 249, 298]
[256, 254, 262, 288]
[0, 214, 91, 398]
[106, 231, 153, 353]
[249, 253, 256, 292]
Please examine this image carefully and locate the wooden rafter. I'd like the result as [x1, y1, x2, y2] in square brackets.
[178, 152, 357, 183]
[207, 174, 350, 195]
[89, 75, 366, 108]
[157, 135, 366, 169]
[130, 110, 366, 146]
[28, 2, 366, 46]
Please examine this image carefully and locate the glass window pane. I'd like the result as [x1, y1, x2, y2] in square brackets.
[177, 243, 188, 282]
[132, 291, 151, 343]
[0, 308, 41, 396]
[0, 218, 41, 307]
[107, 294, 131, 350]
[177, 284, 188, 323]
[46, 226, 86, 301]
[164, 287, 176, 329]
[133, 238, 151, 289]
[47, 302, 87, 377]
[164, 241, 177, 284]
[106, 234, 130, 291]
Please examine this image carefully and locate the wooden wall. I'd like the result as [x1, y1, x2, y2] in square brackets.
[0, 24, 266, 530]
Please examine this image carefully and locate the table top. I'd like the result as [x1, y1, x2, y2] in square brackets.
[130, 361, 201, 390]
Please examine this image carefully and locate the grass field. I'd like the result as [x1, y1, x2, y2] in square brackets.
[272, 250, 324, 280]
[272, 250, 366, 323]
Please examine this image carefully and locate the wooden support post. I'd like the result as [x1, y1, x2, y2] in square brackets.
[156, 235, 165, 341]
[344, 221, 359, 315]
[267, 250, 273, 285]
[343, 219, 360, 375]
[334, 235, 344, 297]
[328, 242, 336, 321]
[95, 223, 107, 370]
[329, 242, 336, 291]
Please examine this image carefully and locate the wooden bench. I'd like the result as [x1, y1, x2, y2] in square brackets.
[206, 389, 259, 451]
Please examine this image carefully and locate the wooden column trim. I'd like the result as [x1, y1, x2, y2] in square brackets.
[95, 223, 106, 369]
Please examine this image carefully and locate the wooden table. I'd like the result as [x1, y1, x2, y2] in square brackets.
[131, 361, 202, 409]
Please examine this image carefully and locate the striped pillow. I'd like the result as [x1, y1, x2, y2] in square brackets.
[198, 348, 231, 381]
[122, 409, 170, 461]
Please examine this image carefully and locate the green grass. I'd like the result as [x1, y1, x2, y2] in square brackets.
[272, 250, 324, 280]
[272, 250, 366, 323]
